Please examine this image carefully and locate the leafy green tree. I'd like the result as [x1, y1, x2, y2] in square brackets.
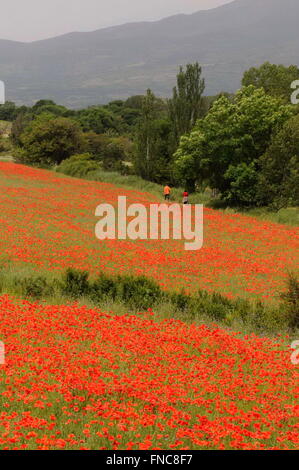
[16, 114, 84, 166]
[84, 131, 133, 171]
[242, 62, 299, 103]
[32, 100, 72, 117]
[135, 89, 157, 180]
[76, 106, 121, 134]
[168, 63, 205, 143]
[11, 112, 33, 146]
[0, 101, 18, 121]
[174, 86, 293, 202]
[135, 90, 172, 182]
[257, 114, 299, 208]
[224, 162, 259, 206]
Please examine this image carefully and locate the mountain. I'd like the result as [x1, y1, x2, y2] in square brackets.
[0, 0, 298, 107]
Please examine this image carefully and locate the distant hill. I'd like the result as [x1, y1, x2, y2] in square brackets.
[0, 0, 298, 107]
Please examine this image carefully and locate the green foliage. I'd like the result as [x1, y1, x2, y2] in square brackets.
[76, 106, 121, 134]
[106, 97, 143, 129]
[61, 268, 90, 298]
[0, 101, 18, 121]
[280, 273, 299, 329]
[1, 267, 298, 335]
[32, 100, 72, 117]
[90, 273, 118, 302]
[6, 62, 299, 212]
[91, 272, 162, 309]
[11, 112, 32, 146]
[15, 114, 85, 166]
[224, 161, 259, 206]
[257, 114, 299, 208]
[116, 275, 162, 310]
[84, 132, 133, 171]
[56, 153, 99, 177]
[168, 62, 205, 143]
[135, 90, 173, 183]
[174, 86, 293, 203]
[242, 62, 299, 102]
[18, 276, 53, 299]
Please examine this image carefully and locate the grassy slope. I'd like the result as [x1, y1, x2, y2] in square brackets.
[61, 167, 299, 227]
[0, 294, 297, 450]
[0, 162, 298, 304]
[0, 162, 298, 450]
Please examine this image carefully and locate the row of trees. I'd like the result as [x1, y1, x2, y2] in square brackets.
[1, 61, 298, 208]
[136, 62, 299, 208]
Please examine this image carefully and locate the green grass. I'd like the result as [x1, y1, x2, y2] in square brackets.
[0, 264, 297, 340]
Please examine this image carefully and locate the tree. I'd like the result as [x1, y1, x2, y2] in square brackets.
[16, 114, 84, 166]
[257, 114, 299, 208]
[135, 89, 156, 180]
[84, 131, 133, 171]
[135, 90, 172, 183]
[11, 112, 33, 146]
[173, 86, 293, 203]
[0, 101, 18, 121]
[242, 62, 299, 103]
[76, 106, 121, 134]
[168, 63, 205, 143]
[32, 100, 72, 117]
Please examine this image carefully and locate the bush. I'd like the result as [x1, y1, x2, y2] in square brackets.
[257, 115, 299, 209]
[61, 268, 90, 298]
[171, 290, 191, 312]
[18, 276, 53, 299]
[1, 267, 297, 335]
[91, 273, 118, 302]
[56, 153, 99, 177]
[16, 114, 85, 166]
[117, 275, 162, 309]
[281, 273, 299, 328]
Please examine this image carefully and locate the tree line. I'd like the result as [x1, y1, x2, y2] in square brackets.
[0, 61, 298, 209]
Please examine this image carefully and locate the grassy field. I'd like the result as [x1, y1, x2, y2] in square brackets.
[0, 161, 298, 450]
[0, 294, 298, 450]
[62, 166, 299, 226]
[0, 162, 298, 302]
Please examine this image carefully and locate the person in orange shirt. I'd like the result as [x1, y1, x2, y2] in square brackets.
[164, 184, 171, 201]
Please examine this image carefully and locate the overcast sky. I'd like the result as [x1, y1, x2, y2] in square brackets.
[0, 0, 232, 42]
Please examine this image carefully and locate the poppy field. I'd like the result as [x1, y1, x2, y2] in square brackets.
[0, 162, 298, 451]
[0, 295, 298, 450]
[0, 162, 298, 301]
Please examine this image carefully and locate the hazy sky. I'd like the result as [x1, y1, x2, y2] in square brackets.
[0, 0, 232, 42]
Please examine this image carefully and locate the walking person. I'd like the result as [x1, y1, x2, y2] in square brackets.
[182, 190, 189, 204]
[164, 184, 171, 201]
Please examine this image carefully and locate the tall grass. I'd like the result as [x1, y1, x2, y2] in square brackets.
[0, 265, 297, 339]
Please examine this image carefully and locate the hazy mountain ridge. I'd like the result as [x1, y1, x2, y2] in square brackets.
[0, 0, 298, 107]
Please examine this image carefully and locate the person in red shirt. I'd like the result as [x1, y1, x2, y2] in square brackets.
[182, 190, 189, 204]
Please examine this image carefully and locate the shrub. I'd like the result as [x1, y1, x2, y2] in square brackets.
[171, 290, 191, 312]
[91, 273, 118, 302]
[61, 268, 90, 298]
[117, 275, 162, 309]
[16, 114, 85, 166]
[281, 273, 299, 328]
[18, 276, 53, 299]
[1, 267, 297, 335]
[56, 153, 99, 177]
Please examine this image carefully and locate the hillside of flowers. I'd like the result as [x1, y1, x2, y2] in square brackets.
[0, 162, 298, 301]
[0, 295, 298, 450]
